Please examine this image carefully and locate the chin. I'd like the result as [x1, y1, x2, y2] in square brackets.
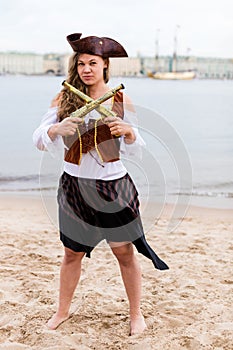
[83, 80, 94, 86]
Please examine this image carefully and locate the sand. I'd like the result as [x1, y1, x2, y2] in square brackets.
[0, 194, 232, 350]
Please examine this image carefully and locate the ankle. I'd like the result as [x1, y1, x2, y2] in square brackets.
[130, 310, 143, 321]
[55, 310, 70, 318]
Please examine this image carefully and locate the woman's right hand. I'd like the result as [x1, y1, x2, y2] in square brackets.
[48, 117, 83, 140]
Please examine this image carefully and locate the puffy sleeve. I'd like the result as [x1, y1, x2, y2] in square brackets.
[120, 109, 146, 158]
[32, 107, 65, 156]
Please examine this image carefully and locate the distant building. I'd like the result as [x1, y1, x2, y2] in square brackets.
[0, 51, 232, 79]
[109, 57, 141, 76]
[61, 54, 72, 76]
[195, 57, 233, 79]
[0, 52, 43, 75]
[43, 54, 63, 75]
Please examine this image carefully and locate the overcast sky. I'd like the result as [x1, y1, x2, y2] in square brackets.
[1, 0, 232, 58]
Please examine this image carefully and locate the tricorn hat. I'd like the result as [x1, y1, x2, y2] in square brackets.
[67, 33, 128, 58]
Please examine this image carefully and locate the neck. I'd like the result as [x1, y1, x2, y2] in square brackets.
[87, 82, 109, 99]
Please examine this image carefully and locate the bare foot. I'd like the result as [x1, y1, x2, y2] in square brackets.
[46, 312, 70, 330]
[130, 315, 147, 336]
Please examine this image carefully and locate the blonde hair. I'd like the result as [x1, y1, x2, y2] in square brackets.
[57, 53, 110, 121]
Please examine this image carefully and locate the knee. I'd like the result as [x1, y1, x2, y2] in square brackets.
[63, 248, 85, 264]
[111, 243, 135, 267]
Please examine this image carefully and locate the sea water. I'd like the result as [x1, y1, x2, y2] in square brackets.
[0, 75, 232, 209]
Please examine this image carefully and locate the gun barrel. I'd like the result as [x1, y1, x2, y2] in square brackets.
[62, 81, 92, 104]
[93, 84, 124, 105]
[65, 83, 124, 119]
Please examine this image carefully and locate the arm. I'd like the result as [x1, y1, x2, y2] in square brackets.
[33, 93, 82, 154]
[119, 109, 146, 158]
[106, 94, 136, 143]
[105, 93, 146, 157]
[32, 106, 62, 152]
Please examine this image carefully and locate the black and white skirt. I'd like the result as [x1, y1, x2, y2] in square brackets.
[58, 172, 169, 270]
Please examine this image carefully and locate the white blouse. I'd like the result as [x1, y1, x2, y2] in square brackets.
[33, 106, 145, 180]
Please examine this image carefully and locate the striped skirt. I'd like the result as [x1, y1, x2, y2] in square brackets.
[58, 172, 169, 270]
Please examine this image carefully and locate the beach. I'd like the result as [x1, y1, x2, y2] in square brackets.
[0, 194, 232, 350]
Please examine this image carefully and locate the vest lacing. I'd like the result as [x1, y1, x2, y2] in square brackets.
[76, 97, 114, 165]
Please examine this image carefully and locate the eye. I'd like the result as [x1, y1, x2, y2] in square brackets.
[90, 61, 97, 65]
[78, 62, 84, 66]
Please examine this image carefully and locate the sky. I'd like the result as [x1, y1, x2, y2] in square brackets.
[1, 0, 233, 58]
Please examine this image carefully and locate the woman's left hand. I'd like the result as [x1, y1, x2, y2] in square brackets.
[105, 117, 136, 143]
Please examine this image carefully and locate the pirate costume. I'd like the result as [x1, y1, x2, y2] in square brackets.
[33, 33, 169, 271]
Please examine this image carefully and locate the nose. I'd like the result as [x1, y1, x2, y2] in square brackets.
[83, 64, 91, 73]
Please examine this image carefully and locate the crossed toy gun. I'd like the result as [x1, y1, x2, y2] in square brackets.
[62, 80, 124, 121]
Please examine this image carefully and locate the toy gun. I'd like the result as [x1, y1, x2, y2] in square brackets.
[62, 80, 124, 120]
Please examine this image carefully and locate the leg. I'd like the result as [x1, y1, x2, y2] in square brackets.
[47, 247, 85, 330]
[110, 242, 147, 335]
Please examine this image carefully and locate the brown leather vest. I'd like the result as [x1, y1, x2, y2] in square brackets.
[64, 91, 124, 165]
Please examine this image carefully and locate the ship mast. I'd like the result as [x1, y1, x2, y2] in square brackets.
[155, 28, 160, 72]
[172, 25, 180, 72]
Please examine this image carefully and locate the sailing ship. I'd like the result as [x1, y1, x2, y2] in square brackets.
[148, 27, 196, 80]
[148, 70, 196, 80]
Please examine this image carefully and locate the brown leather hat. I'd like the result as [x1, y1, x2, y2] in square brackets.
[67, 33, 128, 58]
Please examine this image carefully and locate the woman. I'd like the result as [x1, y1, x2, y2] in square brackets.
[33, 33, 168, 335]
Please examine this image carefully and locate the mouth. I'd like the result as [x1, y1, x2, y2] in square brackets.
[82, 76, 93, 80]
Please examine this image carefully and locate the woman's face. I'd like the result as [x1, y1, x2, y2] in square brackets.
[77, 53, 107, 86]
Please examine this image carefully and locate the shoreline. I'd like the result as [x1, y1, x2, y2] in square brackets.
[1, 190, 232, 211]
[0, 193, 233, 349]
